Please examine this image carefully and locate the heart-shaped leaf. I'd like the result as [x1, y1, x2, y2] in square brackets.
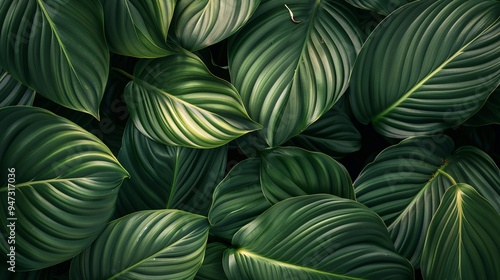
[124, 52, 261, 149]
[421, 183, 500, 279]
[0, 0, 109, 118]
[224, 194, 414, 279]
[354, 135, 500, 267]
[195, 242, 229, 280]
[101, 0, 177, 58]
[229, 0, 363, 147]
[117, 121, 227, 216]
[0, 106, 128, 271]
[345, 0, 413, 16]
[260, 147, 354, 203]
[70, 210, 210, 279]
[0, 67, 35, 107]
[173, 0, 260, 51]
[350, 0, 500, 138]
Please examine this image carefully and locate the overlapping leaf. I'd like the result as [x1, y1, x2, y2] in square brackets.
[345, 0, 413, 16]
[0, 107, 128, 271]
[101, 0, 177, 58]
[354, 135, 500, 267]
[173, 0, 260, 51]
[260, 147, 354, 203]
[195, 242, 229, 280]
[465, 87, 500, 126]
[224, 195, 414, 279]
[350, 0, 500, 138]
[117, 121, 227, 216]
[229, 0, 363, 147]
[0, 67, 35, 107]
[124, 52, 260, 149]
[70, 210, 210, 280]
[0, 0, 109, 118]
[421, 184, 500, 279]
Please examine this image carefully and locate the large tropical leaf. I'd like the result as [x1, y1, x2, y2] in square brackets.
[173, 0, 260, 51]
[195, 242, 229, 280]
[286, 107, 361, 158]
[354, 135, 500, 268]
[70, 210, 210, 280]
[208, 158, 272, 241]
[224, 194, 414, 279]
[0, 67, 35, 107]
[101, 0, 177, 58]
[124, 52, 260, 149]
[0, 107, 128, 271]
[465, 87, 500, 126]
[116, 121, 227, 217]
[0, 0, 109, 118]
[350, 0, 500, 138]
[345, 0, 413, 16]
[260, 147, 354, 203]
[421, 183, 500, 279]
[229, 0, 363, 147]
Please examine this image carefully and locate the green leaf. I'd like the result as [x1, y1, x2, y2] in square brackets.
[70, 210, 210, 280]
[260, 147, 355, 203]
[0, 0, 109, 118]
[465, 87, 500, 126]
[229, 0, 363, 147]
[224, 194, 414, 279]
[421, 183, 500, 279]
[0, 106, 128, 271]
[286, 107, 362, 159]
[209, 158, 272, 241]
[124, 52, 261, 149]
[0, 67, 35, 107]
[195, 242, 229, 280]
[354, 135, 500, 268]
[173, 0, 260, 51]
[101, 0, 177, 58]
[116, 121, 227, 217]
[344, 0, 413, 16]
[350, 0, 500, 138]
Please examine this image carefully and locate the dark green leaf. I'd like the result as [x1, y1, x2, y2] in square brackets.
[345, 0, 413, 16]
[465, 87, 500, 126]
[195, 242, 229, 280]
[0, 67, 35, 107]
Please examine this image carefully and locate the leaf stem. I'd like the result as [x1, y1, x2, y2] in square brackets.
[112, 67, 134, 80]
[437, 169, 457, 185]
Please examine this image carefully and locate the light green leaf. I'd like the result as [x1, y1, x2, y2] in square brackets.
[354, 135, 500, 268]
[260, 147, 354, 203]
[0, 0, 109, 118]
[173, 0, 260, 51]
[0, 106, 128, 271]
[0, 67, 35, 107]
[345, 0, 413, 16]
[70, 210, 210, 280]
[224, 194, 414, 279]
[101, 0, 177, 58]
[209, 158, 272, 241]
[286, 107, 361, 159]
[229, 0, 363, 147]
[117, 121, 227, 217]
[195, 242, 229, 280]
[124, 52, 261, 149]
[350, 0, 500, 138]
[421, 183, 500, 279]
[465, 87, 500, 126]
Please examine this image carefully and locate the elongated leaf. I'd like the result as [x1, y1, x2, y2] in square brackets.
[173, 0, 260, 51]
[209, 159, 272, 241]
[421, 183, 500, 279]
[70, 210, 210, 280]
[345, 0, 413, 16]
[465, 87, 500, 126]
[260, 147, 354, 203]
[224, 194, 414, 279]
[0, 0, 109, 118]
[350, 0, 500, 138]
[0, 67, 35, 107]
[195, 242, 229, 280]
[124, 52, 260, 149]
[229, 0, 363, 147]
[0, 107, 128, 271]
[354, 135, 500, 268]
[286, 107, 361, 158]
[101, 0, 176, 58]
[117, 121, 227, 217]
